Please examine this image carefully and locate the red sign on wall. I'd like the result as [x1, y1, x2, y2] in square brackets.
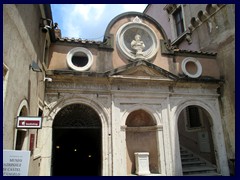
[16, 116, 42, 129]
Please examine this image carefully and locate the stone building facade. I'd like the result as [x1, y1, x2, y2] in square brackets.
[3, 4, 53, 176]
[3, 4, 233, 176]
[144, 4, 235, 175]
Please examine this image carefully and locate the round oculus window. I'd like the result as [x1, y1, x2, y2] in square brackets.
[67, 47, 93, 71]
[181, 57, 202, 78]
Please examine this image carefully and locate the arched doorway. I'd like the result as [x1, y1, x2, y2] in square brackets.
[51, 104, 102, 176]
[15, 100, 29, 150]
[178, 105, 216, 174]
[125, 109, 159, 175]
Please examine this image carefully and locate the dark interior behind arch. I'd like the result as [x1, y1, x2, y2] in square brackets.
[52, 104, 102, 176]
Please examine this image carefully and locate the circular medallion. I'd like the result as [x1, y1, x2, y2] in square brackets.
[116, 19, 159, 61]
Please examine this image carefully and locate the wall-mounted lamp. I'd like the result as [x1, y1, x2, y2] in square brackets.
[29, 61, 42, 72]
[43, 76, 52, 82]
[40, 18, 53, 33]
[40, 76, 52, 82]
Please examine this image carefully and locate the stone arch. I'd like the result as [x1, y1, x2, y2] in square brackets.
[53, 103, 102, 128]
[52, 103, 102, 175]
[14, 99, 29, 150]
[173, 99, 216, 127]
[198, 10, 207, 22]
[122, 104, 161, 175]
[177, 105, 216, 166]
[121, 104, 161, 127]
[46, 96, 109, 130]
[40, 96, 111, 176]
[126, 109, 156, 127]
[16, 99, 29, 116]
[206, 4, 217, 15]
[190, 17, 199, 28]
[171, 98, 229, 175]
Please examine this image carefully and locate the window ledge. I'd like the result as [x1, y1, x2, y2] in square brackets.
[171, 30, 192, 46]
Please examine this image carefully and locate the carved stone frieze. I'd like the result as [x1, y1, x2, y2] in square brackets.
[46, 81, 109, 92]
[111, 82, 169, 93]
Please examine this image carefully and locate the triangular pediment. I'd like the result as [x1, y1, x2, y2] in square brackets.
[106, 60, 178, 80]
[118, 64, 167, 77]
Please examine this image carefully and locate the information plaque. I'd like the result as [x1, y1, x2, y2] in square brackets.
[3, 150, 30, 176]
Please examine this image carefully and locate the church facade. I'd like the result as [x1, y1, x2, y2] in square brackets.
[41, 12, 229, 176]
[3, 4, 233, 176]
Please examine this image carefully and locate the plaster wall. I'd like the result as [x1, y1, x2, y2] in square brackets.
[126, 131, 158, 174]
[48, 45, 99, 71]
[144, 4, 172, 40]
[48, 10, 222, 83]
[16, 4, 45, 59]
[48, 44, 114, 72]
[217, 38, 235, 161]
[175, 56, 220, 78]
[3, 4, 48, 176]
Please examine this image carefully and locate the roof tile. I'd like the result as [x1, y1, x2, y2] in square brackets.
[174, 48, 217, 56]
[56, 37, 103, 45]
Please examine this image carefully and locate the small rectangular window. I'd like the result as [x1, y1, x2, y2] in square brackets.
[173, 7, 184, 37]
[186, 106, 202, 129]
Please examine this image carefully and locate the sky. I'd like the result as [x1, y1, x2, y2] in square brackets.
[51, 4, 148, 41]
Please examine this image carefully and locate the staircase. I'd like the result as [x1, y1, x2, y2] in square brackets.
[180, 146, 221, 176]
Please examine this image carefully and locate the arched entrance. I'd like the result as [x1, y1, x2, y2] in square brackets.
[51, 104, 102, 176]
[178, 105, 217, 175]
[14, 100, 29, 150]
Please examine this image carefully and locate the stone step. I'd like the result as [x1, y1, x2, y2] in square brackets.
[183, 166, 216, 174]
[182, 160, 206, 167]
[180, 151, 191, 154]
[184, 172, 221, 176]
[181, 153, 194, 157]
[180, 150, 188, 153]
[180, 146, 219, 176]
[181, 156, 200, 162]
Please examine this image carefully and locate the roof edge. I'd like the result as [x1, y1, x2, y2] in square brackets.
[103, 12, 169, 42]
